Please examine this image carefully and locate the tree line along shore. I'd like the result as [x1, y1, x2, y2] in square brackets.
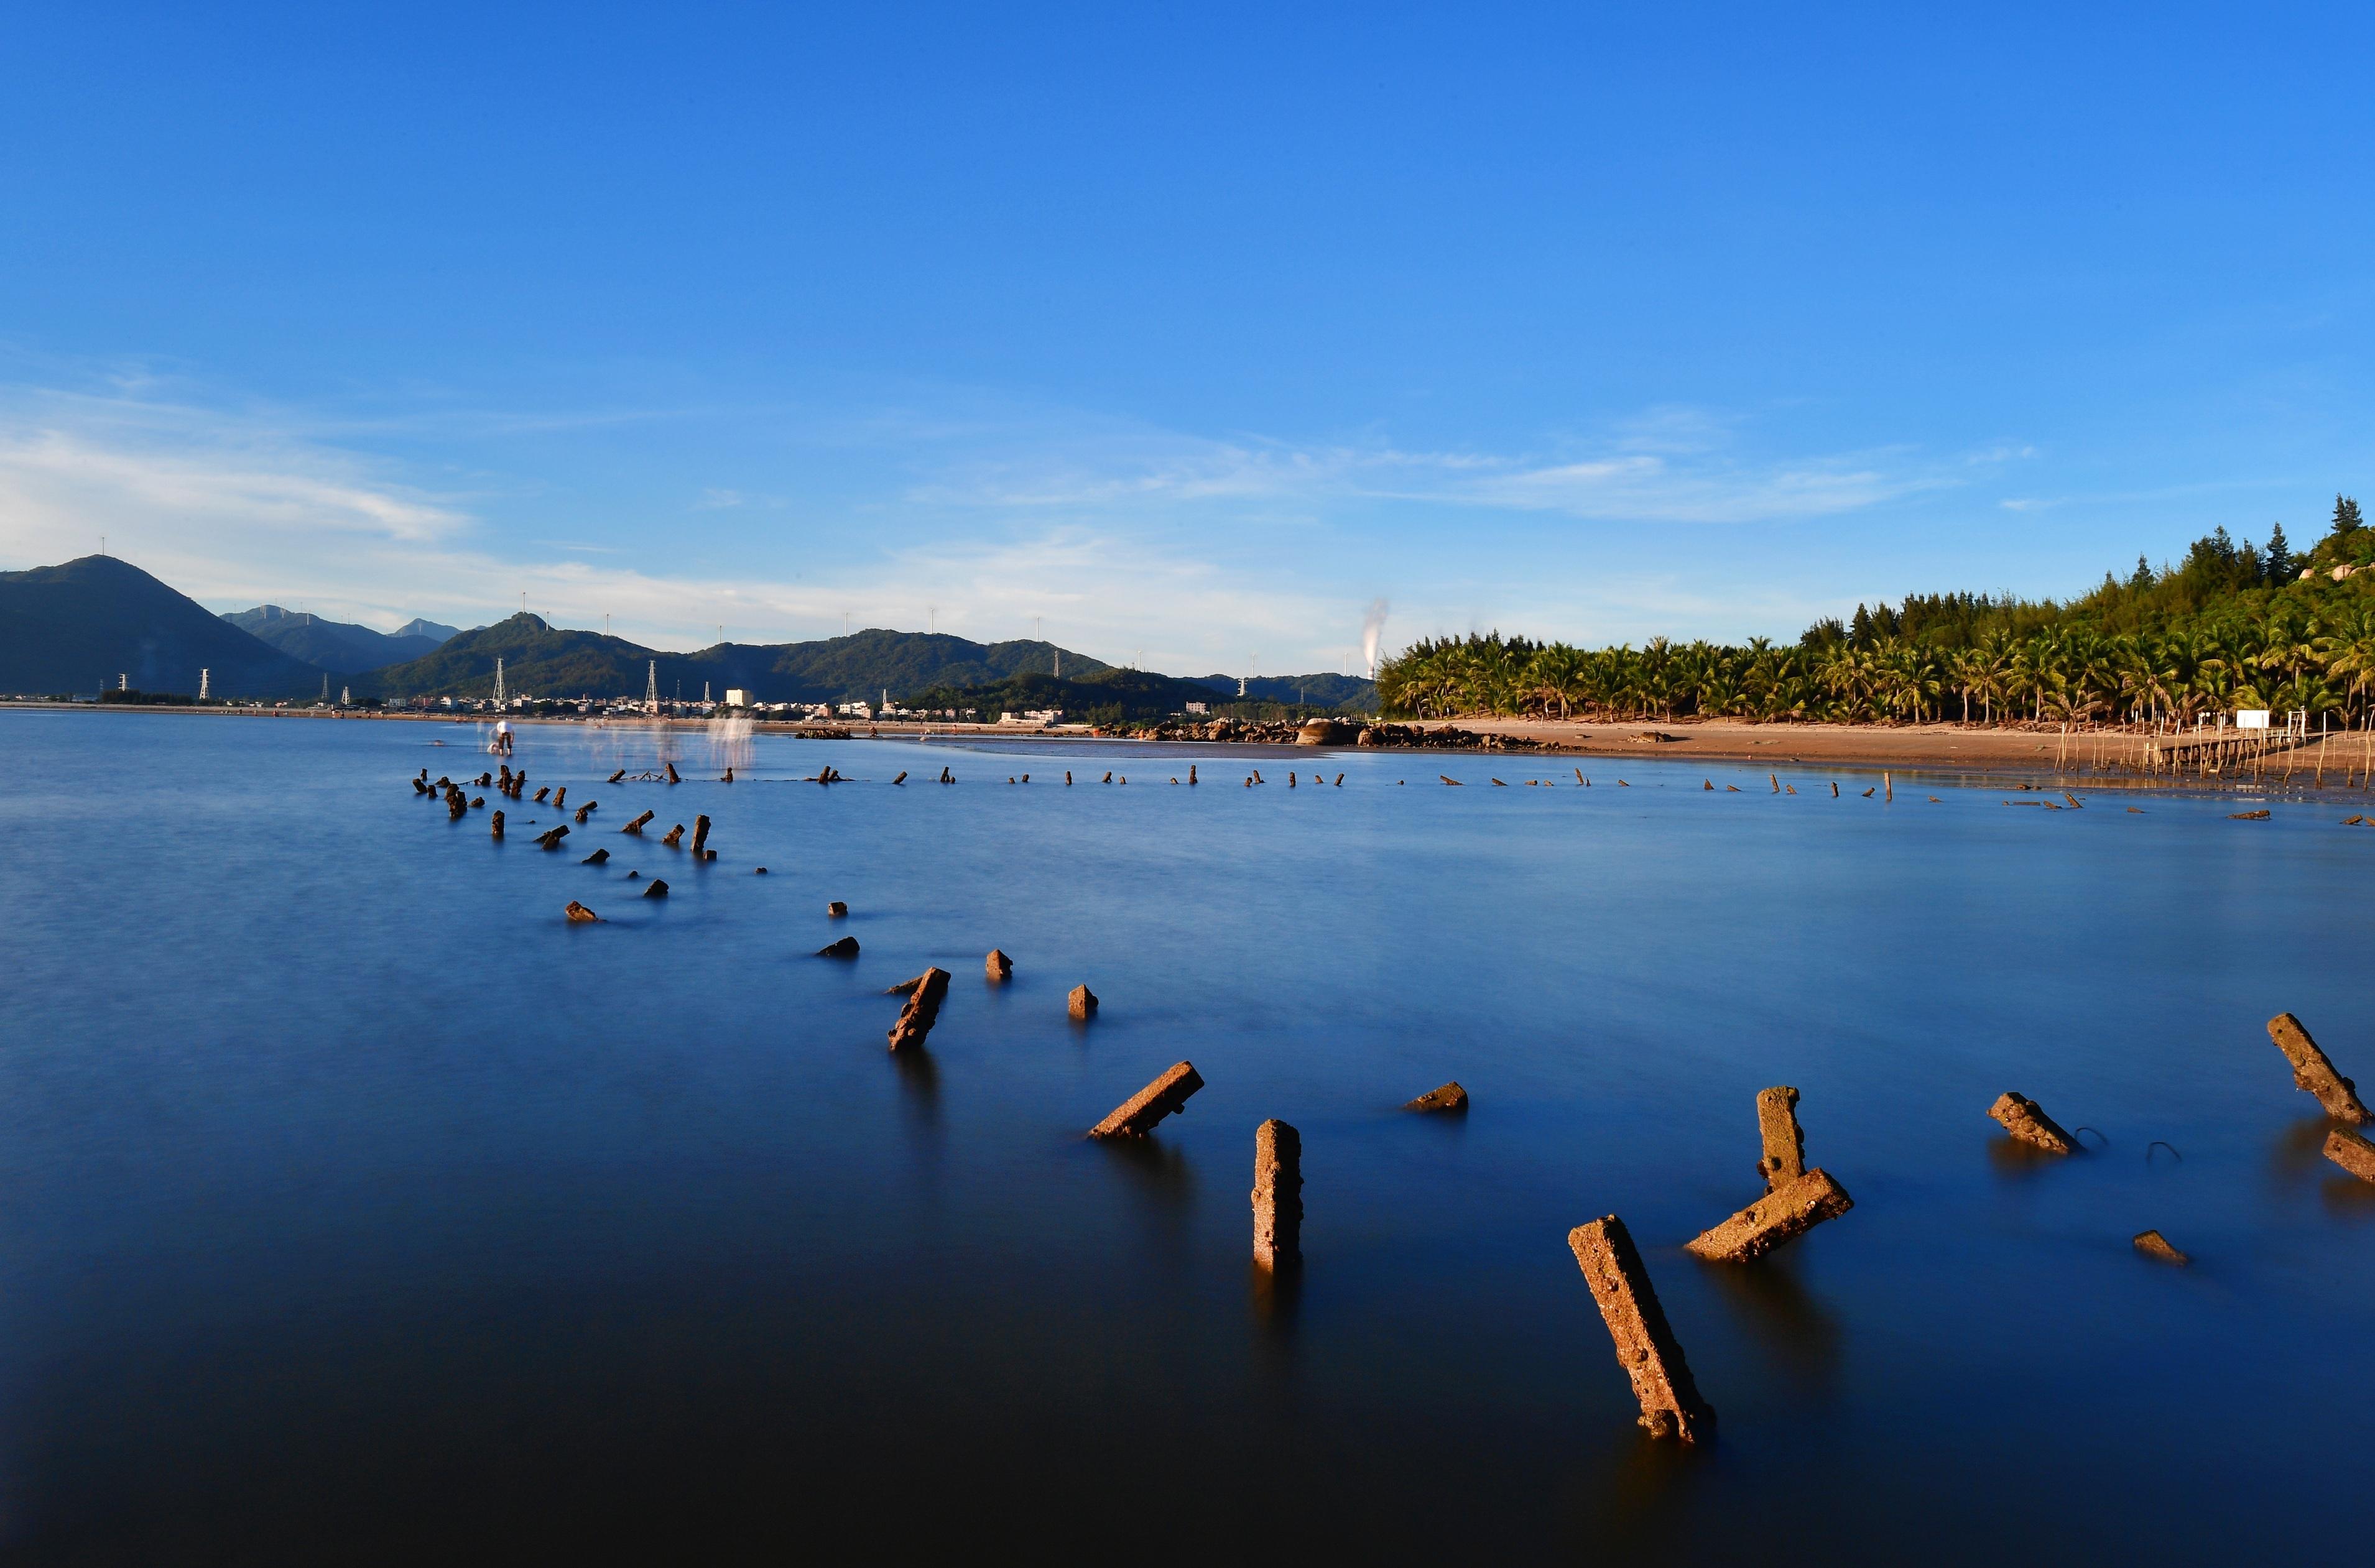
[1378, 498, 2375, 729]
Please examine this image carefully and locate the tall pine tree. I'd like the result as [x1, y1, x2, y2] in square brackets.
[2266, 523, 2294, 582]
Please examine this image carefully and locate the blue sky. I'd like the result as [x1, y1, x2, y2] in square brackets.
[3, 4, 2371, 674]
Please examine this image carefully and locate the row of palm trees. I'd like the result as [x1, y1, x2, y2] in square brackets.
[1377, 597, 2375, 727]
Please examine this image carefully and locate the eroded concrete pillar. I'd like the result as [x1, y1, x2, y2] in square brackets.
[1567, 1216, 1715, 1445]
[1404, 1081, 1468, 1112]
[1685, 1169, 1853, 1261]
[2267, 1013, 2371, 1123]
[986, 948, 1012, 982]
[887, 967, 951, 1052]
[1090, 1061, 1202, 1138]
[2326, 1127, 2375, 1182]
[1068, 984, 1098, 1020]
[623, 810, 654, 834]
[1252, 1119, 1302, 1268]
[691, 814, 711, 857]
[1989, 1091, 2079, 1153]
[490, 809, 504, 839]
[1756, 1086, 1805, 1188]
[535, 824, 570, 849]
[661, 823, 685, 847]
[564, 901, 599, 923]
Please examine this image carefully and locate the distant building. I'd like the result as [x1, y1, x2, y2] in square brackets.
[1184, 701, 1209, 715]
[725, 688, 752, 708]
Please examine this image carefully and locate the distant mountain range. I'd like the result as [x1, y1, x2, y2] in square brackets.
[221, 605, 458, 671]
[0, 556, 331, 698]
[364, 617, 1121, 705]
[0, 553, 1379, 710]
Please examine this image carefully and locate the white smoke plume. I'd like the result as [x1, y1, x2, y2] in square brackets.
[1361, 597, 1391, 678]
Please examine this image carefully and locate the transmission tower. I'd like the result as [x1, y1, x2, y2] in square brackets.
[198, 668, 209, 701]
[494, 657, 506, 706]
[646, 660, 660, 714]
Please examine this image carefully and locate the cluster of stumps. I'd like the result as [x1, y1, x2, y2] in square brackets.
[1582, 1012, 2374, 1447]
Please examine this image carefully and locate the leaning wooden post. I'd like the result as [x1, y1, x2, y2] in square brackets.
[1252, 1120, 1302, 1269]
[1567, 1217, 1715, 1444]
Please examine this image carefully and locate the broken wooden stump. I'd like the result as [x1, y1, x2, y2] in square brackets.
[2132, 1230, 2190, 1266]
[985, 948, 1012, 983]
[448, 794, 467, 819]
[1756, 1086, 1805, 1188]
[470, 796, 484, 809]
[552, 786, 565, 809]
[412, 778, 430, 795]
[817, 935, 859, 958]
[665, 762, 682, 784]
[892, 771, 907, 785]
[1089, 1061, 1203, 1138]
[1404, 1081, 1468, 1113]
[2325, 1127, 2375, 1183]
[489, 810, 504, 839]
[886, 966, 951, 1051]
[622, 810, 655, 834]
[1567, 1216, 1716, 1445]
[643, 879, 669, 898]
[565, 901, 600, 923]
[1252, 1119, 1302, 1269]
[828, 901, 848, 918]
[573, 801, 596, 823]
[1989, 1091, 2080, 1153]
[661, 823, 685, 848]
[2266, 1013, 2370, 1123]
[1067, 983, 1098, 1020]
[581, 848, 609, 865]
[1685, 1169, 1853, 1261]
[535, 824, 570, 850]
[608, 768, 626, 783]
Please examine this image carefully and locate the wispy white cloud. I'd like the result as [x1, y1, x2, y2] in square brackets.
[0, 369, 1986, 671]
[912, 415, 1945, 524]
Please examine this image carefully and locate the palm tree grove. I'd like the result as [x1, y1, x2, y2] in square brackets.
[1377, 496, 2375, 727]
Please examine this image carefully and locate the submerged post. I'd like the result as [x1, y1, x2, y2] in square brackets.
[1989, 1091, 2080, 1153]
[1089, 1061, 1203, 1138]
[1252, 1119, 1302, 1269]
[1567, 1216, 1715, 1444]
[2266, 1013, 2371, 1123]
[1755, 1086, 1805, 1188]
[887, 967, 951, 1052]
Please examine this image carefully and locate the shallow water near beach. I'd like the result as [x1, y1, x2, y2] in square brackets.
[2, 711, 2371, 1563]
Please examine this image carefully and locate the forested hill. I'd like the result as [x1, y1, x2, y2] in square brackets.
[1378, 496, 2375, 725]
[362, 619, 1115, 703]
[0, 556, 333, 699]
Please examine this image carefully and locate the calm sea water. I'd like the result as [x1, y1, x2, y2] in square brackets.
[2, 711, 2370, 1562]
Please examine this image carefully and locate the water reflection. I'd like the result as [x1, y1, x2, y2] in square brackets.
[1701, 1257, 1842, 1398]
[2269, 1115, 2340, 1188]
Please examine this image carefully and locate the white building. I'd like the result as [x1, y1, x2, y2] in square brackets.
[725, 688, 752, 708]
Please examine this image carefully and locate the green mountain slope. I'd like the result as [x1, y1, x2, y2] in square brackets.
[1194, 672, 1377, 711]
[0, 556, 333, 698]
[366, 621, 1116, 703]
[222, 605, 448, 670]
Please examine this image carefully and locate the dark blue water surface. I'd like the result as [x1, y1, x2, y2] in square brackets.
[2, 711, 2371, 1562]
